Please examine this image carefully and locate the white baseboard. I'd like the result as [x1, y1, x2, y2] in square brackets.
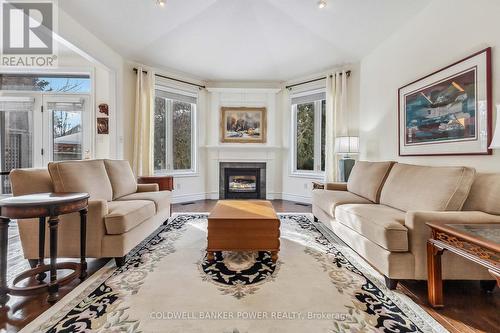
[172, 192, 310, 204]
[171, 192, 207, 204]
[280, 193, 312, 204]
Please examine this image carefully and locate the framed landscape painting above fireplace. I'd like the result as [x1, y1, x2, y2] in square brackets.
[398, 47, 492, 156]
[220, 107, 267, 143]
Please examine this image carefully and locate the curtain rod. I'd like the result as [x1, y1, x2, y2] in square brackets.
[285, 70, 351, 90]
[133, 68, 206, 89]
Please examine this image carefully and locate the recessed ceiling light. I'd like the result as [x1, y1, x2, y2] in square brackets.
[318, 0, 327, 9]
[156, 0, 165, 7]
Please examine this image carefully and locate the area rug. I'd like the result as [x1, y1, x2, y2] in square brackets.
[21, 214, 448, 333]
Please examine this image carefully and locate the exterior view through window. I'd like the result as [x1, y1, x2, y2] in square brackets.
[292, 91, 326, 175]
[154, 87, 196, 175]
[0, 73, 91, 194]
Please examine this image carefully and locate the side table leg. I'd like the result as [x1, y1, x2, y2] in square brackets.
[47, 216, 59, 303]
[427, 240, 445, 308]
[0, 218, 10, 309]
[79, 208, 88, 280]
[37, 217, 47, 283]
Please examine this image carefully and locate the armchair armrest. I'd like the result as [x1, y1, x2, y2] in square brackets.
[405, 211, 500, 278]
[137, 183, 159, 192]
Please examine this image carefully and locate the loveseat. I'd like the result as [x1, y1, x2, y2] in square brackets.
[312, 161, 498, 289]
[10, 159, 171, 267]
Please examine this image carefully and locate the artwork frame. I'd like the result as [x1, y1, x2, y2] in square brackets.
[398, 48, 492, 156]
[97, 117, 109, 134]
[220, 107, 267, 143]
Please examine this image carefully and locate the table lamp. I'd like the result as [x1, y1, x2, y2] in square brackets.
[489, 105, 500, 149]
[335, 136, 359, 182]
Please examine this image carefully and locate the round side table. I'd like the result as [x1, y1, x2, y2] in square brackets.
[0, 192, 89, 308]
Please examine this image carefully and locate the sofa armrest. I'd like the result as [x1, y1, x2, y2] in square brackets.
[325, 182, 348, 191]
[405, 211, 500, 278]
[137, 183, 159, 192]
[312, 182, 348, 191]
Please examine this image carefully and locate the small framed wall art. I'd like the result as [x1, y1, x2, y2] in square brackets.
[398, 48, 492, 156]
[97, 117, 109, 134]
[220, 107, 267, 143]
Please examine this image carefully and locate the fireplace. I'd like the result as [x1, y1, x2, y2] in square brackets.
[219, 162, 266, 199]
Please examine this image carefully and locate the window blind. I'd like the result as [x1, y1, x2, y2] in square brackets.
[291, 91, 326, 105]
[156, 89, 197, 104]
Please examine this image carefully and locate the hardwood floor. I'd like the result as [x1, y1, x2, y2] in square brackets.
[1, 199, 498, 332]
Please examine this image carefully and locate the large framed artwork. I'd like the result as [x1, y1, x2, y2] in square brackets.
[398, 48, 492, 156]
[220, 107, 267, 143]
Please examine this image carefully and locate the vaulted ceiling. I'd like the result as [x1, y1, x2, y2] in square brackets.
[60, 0, 431, 81]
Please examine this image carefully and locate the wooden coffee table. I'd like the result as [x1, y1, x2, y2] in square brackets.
[207, 200, 280, 262]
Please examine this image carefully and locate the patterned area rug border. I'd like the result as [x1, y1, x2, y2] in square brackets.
[19, 213, 449, 333]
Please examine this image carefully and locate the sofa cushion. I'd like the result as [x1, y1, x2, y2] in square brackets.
[117, 191, 171, 212]
[312, 189, 371, 218]
[104, 159, 138, 199]
[347, 161, 394, 202]
[335, 204, 408, 252]
[48, 159, 113, 201]
[463, 173, 500, 215]
[105, 200, 155, 235]
[380, 163, 475, 212]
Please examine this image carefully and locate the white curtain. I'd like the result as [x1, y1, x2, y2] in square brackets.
[324, 71, 348, 182]
[132, 67, 154, 176]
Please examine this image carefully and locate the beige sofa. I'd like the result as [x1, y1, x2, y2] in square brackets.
[312, 161, 499, 289]
[10, 159, 171, 267]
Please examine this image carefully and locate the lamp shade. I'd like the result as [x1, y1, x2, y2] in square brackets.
[489, 105, 500, 149]
[334, 136, 359, 154]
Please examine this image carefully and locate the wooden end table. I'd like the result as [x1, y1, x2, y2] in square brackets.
[137, 176, 174, 191]
[426, 222, 499, 308]
[207, 200, 280, 262]
[0, 192, 89, 308]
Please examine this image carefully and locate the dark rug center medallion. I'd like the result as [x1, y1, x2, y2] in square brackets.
[200, 251, 278, 298]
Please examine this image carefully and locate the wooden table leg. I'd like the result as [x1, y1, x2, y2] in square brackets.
[47, 216, 59, 303]
[427, 240, 445, 308]
[79, 208, 88, 280]
[0, 218, 10, 309]
[36, 217, 47, 283]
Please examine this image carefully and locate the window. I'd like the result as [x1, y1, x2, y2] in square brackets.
[0, 73, 92, 194]
[0, 74, 91, 93]
[154, 87, 196, 175]
[291, 90, 326, 176]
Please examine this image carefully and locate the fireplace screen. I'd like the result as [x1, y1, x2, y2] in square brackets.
[228, 175, 257, 193]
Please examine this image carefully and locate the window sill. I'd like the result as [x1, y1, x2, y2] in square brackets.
[289, 171, 325, 180]
[154, 170, 199, 178]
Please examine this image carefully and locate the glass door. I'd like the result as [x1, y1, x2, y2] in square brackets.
[0, 96, 38, 194]
[42, 95, 91, 164]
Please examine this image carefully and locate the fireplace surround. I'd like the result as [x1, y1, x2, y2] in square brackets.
[219, 162, 266, 199]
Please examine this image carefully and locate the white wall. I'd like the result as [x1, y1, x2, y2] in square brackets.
[204, 85, 283, 201]
[359, 0, 500, 171]
[57, 6, 126, 159]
